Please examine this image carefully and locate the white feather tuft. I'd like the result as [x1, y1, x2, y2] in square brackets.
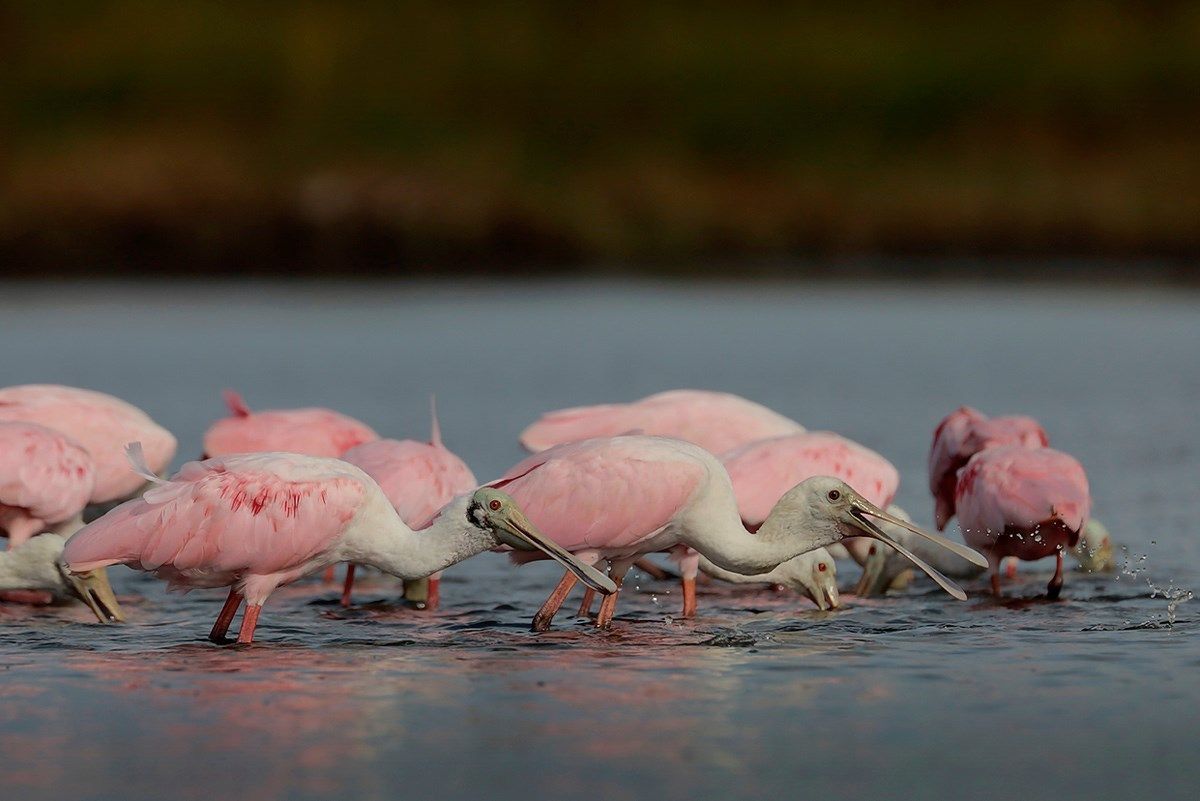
[125, 442, 169, 485]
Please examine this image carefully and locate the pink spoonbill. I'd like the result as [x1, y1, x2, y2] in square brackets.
[203, 390, 378, 459]
[0, 384, 177, 507]
[1, 422, 122, 620]
[340, 405, 478, 608]
[519, 390, 804, 455]
[486, 435, 985, 631]
[63, 445, 613, 644]
[930, 408, 1090, 598]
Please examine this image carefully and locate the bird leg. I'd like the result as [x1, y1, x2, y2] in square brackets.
[340, 564, 357, 607]
[595, 561, 632, 630]
[209, 588, 244, 644]
[577, 588, 596, 617]
[990, 568, 1002, 598]
[1003, 558, 1019, 580]
[531, 572, 578, 632]
[426, 576, 441, 610]
[679, 551, 700, 618]
[1047, 551, 1065, 600]
[236, 604, 263, 644]
[322, 566, 337, 584]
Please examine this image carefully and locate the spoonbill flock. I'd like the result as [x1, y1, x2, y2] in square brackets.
[0, 384, 1108, 644]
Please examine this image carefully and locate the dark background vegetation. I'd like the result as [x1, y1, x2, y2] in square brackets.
[2, 2, 1198, 279]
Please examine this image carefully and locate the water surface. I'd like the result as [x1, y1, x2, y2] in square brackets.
[1, 280, 1196, 800]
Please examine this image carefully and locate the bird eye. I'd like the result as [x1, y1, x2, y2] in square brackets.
[827, 489, 841, 501]
[868, 545, 876, 556]
[488, 499, 502, 511]
[817, 563, 827, 572]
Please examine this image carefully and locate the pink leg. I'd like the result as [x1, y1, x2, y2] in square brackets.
[0, 590, 55, 605]
[595, 561, 632, 630]
[209, 587, 244, 643]
[237, 604, 263, 644]
[531, 571, 578, 632]
[577, 588, 596, 617]
[322, 566, 336, 585]
[3, 515, 45, 549]
[1047, 551, 1065, 600]
[426, 576, 441, 610]
[1003, 558, 1018, 580]
[340, 564, 357, 607]
[678, 550, 700, 619]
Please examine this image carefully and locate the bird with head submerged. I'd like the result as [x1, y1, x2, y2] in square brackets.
[696, 548, 841, 611]
[62, 444, 613, 644]
[488, 435, 987, 632]
[1073, 518, 1115, 573]
[930, 408, 1090, 599]
[0, 534, 123, 623]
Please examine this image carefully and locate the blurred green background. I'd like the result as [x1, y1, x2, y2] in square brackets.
[2, 2, 1198, 277]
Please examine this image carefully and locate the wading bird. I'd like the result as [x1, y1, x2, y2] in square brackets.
[63, 445, 613, 644]
[487, 435, 984, 631]
[1, 421, 95, 547]
[0, 534, 123, 622]
[203, 390, 378, 458]
[340, 408, 478, 608]
[519, 390, 804, 455]
[0, 384, 176, 504]
[930, 408, 1089, 598]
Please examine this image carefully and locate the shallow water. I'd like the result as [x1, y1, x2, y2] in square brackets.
[1, 280, 1197, 801]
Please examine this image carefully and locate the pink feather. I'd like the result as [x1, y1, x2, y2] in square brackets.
[519, 390, 803, 455]
[342, 438, 477, 530]
[203, 392, 378, 458]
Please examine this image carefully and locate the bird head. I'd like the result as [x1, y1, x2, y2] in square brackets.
[467, 488, 616, 595]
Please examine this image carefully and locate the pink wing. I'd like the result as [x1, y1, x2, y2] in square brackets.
[955, 446, 1090, 541]
[928, 407, 1047, 529]
[203, 405, 379, 458]
[487, 437, 706, 552]
[342, 439, 478, 529]
[0, 422, 95, 523]
[519, 390, 803, 455]
[64, 454, 367, 582]
[0, 384, 177, 503]
[723, 432, 898, 527]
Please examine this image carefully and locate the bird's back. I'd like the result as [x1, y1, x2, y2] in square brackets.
[0, 384, 176, 502]
[204, 406, 378, 458]
[723, 431, 898, 527]
[0, 422, 95, 523]
[490, 435, 714, 553]
[343, 439, 477, 529]
[519, 390, 803, 455]
[955, 446, 1090, 542]
[64, 453, 369, 585]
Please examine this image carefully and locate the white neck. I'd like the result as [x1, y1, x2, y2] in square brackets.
[696, 554, 782, 585]
[0, 537, 68, 593]
[678, 490, 836, 576]
[339, 494, 499, 580]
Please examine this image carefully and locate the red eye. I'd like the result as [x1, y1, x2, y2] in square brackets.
[488, 499, 502, 511]
[817, 563, 828, 572]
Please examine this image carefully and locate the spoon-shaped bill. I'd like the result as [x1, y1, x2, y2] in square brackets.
[496, 507, 617, 595]
[66, 568, 125, 623]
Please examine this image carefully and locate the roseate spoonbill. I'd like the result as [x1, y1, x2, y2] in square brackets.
[519, 390, 804, 455]
[486, 436, 985, 631]
[697, 549, 840, 610]
[0, 384, 177, 504]
[63, 445, 613, 644]
[1, 422, 95, 547]
[856, 506, 986, 597]
[723, 431, 900, 566]
[203, 390, 378, 458]
[928, 406, 1048, 531]
[0, 533, 123, 622]
[574, 546, 840, 618]
[340, 407, 478, 608]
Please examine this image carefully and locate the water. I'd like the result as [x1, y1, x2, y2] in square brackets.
[1, 280, 1197, 801]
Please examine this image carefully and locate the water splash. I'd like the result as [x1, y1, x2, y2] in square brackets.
[1115, 545, 1192, 626]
